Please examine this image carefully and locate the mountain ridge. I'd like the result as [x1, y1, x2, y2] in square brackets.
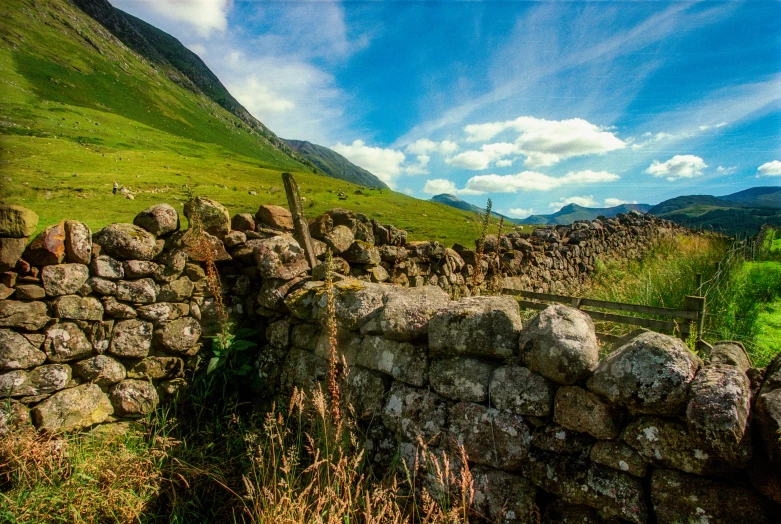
[283, 139, 388, 189]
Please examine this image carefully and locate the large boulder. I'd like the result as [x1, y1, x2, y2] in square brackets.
[343, 241, 380, 265]
[0, 363, 71, 397]
[710, 341, 751, 372]
[255, 204, 293, 231]
[43, 322, 93, 362]
[253, 235, 309, 280]
[31, 383, 113, 432]
[519, 305, 598, 385]
[72, 355, 126, 387]
[377, 285, 451, 342]
[382, 382, 447, 444]
[0, 300, 50, 330]
[64, 220, 92, 264]
[23, 222, 66, 266]
[51, 295, 104, 321]
[321, 225, 354, 254]
[622, 417, 718, 475]
[429, 296, 523, 359]
[41, 263, 89, 296]
[430, 357, 492, 402]
[489, 365, 554, 417]
[651, 469, 777, 524]
[231, 213, 255, 232]
[686, 364, 752, 467]
[0, 237, 28, 272]
[554, 386, 624, 440]
[0, 328, 46, 370]
[0, 205, 38, 237]
[168, 228, 231, 262]
[185, 197, 231, 239]
[109, 379, 159, 417]
[94, 223, 161, 260]
[356, 336, 427, 386]
[133, 203, 179, 236]
[587, 331, 702, 415]
[109, 319, 153, 358]
[154, 317, 201, 353]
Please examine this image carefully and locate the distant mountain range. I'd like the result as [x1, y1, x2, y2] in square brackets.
[283, 140, 388, 189]
[518, 203, 653, 225]
[429, 194, 523, 224]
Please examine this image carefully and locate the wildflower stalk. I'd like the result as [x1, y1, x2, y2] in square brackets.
[473, 198, 492, 290]
[322, 249, 341, 421]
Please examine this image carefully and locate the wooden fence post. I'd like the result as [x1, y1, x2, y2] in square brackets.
[695, 273, 702, 296]
[282, 172, 318, 270]
[684, 295, 706, 347]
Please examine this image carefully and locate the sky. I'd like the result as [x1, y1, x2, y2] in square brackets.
[111, 0, 781, 218]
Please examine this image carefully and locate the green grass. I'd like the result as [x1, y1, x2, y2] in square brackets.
[0, 0, 518, 248]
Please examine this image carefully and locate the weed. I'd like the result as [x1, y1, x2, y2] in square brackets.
[472, 198, 492, 290]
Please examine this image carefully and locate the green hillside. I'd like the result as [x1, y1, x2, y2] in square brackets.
[284, 139, 388, 189]
[720, 187, 781, 208]
[0, 0, 491, 247]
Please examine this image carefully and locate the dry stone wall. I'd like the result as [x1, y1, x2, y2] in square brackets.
[1, 199, 779, 523]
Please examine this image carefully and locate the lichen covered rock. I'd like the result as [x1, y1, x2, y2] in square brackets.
[31, 383, 113, 431]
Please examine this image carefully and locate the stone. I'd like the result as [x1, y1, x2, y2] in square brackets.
[322, 225, 354, 253]
[136, 302, 188, 325]
[0, 237, 28, 273]
[154, 317, 201, 353]
[109, 379, 159, 417]
[429, 357, 492, 402]
[223, 230, 246, 248]
[231, 213, 255, 232]
[525, 449, 648, 524]
[471, 466, 538, 524]
[157, 277, 193, 302]
[686, 364, 752, 467]
[153, 249, 187, 283]
[313, 326, 363, 366]
[429, 296, 523, 359]
[312, 257, 350, 280]
[123, 260, 158, 278]
[590, 441, 648, 478]
[710, 341, 751, 372]
[64, 220, 92, 264]
[343, 367, 387, 420]
[41, 263, 89, 296]
[622, 417, 718, 475]
[587, 331, 702, 415]
[369, 265, 389, 283]
[531, 424, 594, 457]
[356, 336, 427, 386]
[290, 323, 320, 350]
[255, 204, 293, 230]
[519, 305, 598, 385]
[31, 383, 113, 432]
[541, 500, 619, 524]
[281, 348, 328, 391]
[158, 378, 188, 401]
[0, 364, 71, 397]
[109, 319, 153, 358]
[447, 402, 533, 470]
[343, 241, 380, 265]
[24, 222, 66, 266]
[44, 322, 93, 362]
[87, 320, 114, 354]
[378, 285, 451, 342]
[254, 235, 310, 280]
[0, 300, 50, 330]
[168, 229, 231, 262]
[0, 399, 32, 436]
[382, 382, 447, 445]
[184, 197, 231, 239]
[102, 297, 137, 319]
[490, 365, 554, 417]
[51, 295, 104, 321]
[0, 328, 46, 370]
[93, 223, 161, 260]
[554, 386, 624, 440]
[73, 355, 126, 386]
[0, 205, 38, 237]
[266, 319, 290, 349]
[754, 354, 781, 464]
[0, 283, 13, 300]
[127, 356, 183, 380]
[116, 278, 157, 304]
[651, 469, 777, 524]
[90, 255, 124, 279]
[133, 203, 179, 236]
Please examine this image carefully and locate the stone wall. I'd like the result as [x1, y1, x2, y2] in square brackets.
[2, 198, 778, 522]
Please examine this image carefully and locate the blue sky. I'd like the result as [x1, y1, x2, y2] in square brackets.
[112, 0, 780, 217]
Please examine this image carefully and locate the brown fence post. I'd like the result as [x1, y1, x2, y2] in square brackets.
[684, 295, 706, 347]
[695, 273, 702, 296]
[282, 172, 318, 270]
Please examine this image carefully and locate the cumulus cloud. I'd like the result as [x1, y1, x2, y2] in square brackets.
[757, 160, 781, 177]
[646, 155, 708, 181]
[496, 159, 513, 167]
[507, 208, 535, 219]
[228, 75, 295, 114]
[549, 196, 599, 209]
[405, 139, 459, 156]
[446, 142, 517, 170]
[332, 140, 406, 189]
[717, 165, 738, 175]
[604, 197, 638, 207]
[115, 0, 229, 37]
[463, 169, 619, 194]
[462, 116, 625, 167]
[423, 179, 458, 195]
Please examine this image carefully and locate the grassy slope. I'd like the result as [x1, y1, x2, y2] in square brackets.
[0, 0, 493, 247]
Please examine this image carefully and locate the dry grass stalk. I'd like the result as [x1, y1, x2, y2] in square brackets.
[472, 198, 493, 291]
[321, 249, 342, 421]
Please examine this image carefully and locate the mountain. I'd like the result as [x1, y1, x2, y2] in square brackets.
[518, 203, 653, 225]
[429, 194, 521, 224]
[648, 187, 781, 235]
[283, 140, 388, 189]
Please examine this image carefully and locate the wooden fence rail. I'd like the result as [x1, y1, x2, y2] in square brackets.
[502, 288, 706, 346]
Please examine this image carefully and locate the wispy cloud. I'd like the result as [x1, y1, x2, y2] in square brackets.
[757, 160, 781, 177]
[114, 0, 230, 37]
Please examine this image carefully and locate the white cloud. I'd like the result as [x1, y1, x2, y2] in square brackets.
[507, 208, 535, 219]
[115, 0, 229, 37]
[646, 155, 708, 181]
[423, 179, 458, 195]
[403, 188, 415, 196]
[332, 140, 406, 189]
[228, 75, 295, 114]
[604, 198, 638, 207]
[462, 116, 626, 167]
[549, 196, 599, 209]
[446, 142, 517, 170]
[717, 165, 738, 175]
[405, 139, 459, 156]
[495, 159, 513, 167]
[757, 160, 781, 177]
[187, 43, 206, 56]
[463, 169, 619, 193]
[699, 122, 728, 131]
